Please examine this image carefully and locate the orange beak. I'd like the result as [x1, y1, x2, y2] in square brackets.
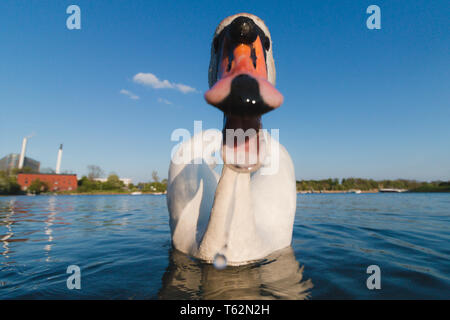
[217, 36, 267, 80]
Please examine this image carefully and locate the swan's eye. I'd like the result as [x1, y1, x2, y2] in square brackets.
[264, 37, 270, 51]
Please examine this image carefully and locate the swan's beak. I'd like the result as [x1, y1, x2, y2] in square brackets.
[204, 16, 283, 116]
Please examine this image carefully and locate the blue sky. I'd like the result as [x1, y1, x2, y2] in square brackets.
[0, 0, 449, 182]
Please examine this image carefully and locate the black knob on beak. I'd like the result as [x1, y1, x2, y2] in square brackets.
[218, 74, 272, 116]
[229, 16, 257, 45]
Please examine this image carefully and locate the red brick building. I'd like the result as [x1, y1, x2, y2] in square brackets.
[17, 173, 78, 192]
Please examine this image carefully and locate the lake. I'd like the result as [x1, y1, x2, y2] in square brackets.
[0, 193, 449, 299]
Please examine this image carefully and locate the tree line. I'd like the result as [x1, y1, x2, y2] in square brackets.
[296, 178, 450, 192]
[0, 166, 168, 195]
[76, 167, 167, 194]
[76, 174, 167, 193]
[2, 167, 449, 195]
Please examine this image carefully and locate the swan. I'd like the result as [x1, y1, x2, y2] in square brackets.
[167, 13, 296, 266]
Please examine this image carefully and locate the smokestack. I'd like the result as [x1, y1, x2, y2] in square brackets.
[18, 137, 27, 169]
[55, 144, 63, 174]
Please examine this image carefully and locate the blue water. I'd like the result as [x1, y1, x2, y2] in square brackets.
[0, 193, 449, 299]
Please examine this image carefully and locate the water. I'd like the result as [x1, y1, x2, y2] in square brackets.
[0, 193, 449, 299]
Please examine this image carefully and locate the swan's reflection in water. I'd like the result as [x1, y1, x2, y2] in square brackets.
[159, 246, 313, 300]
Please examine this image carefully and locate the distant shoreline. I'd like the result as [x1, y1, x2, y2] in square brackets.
[298, 189, 379, 194]
[0, 191, 167, 196]
[61, 191, 167, 196]
[3, 191, 450, 197]
[297, 189, 450, 194]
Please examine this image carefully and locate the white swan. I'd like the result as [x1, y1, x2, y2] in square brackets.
[167, 13, 296, 266]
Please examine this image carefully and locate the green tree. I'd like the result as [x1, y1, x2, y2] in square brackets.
[0, 170, 21, 195]
[103, 174, 124, 190]
[28, 179, 49, 194]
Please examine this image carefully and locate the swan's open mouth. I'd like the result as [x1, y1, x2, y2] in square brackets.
[204, 16, 283, 172]
[221, 115, 262, 172]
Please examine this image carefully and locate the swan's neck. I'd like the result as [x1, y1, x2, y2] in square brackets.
[198, 165, 260, 262]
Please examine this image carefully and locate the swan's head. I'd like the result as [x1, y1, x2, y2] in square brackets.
[205, 13, 281, 114]
[205, 13, 283, 172]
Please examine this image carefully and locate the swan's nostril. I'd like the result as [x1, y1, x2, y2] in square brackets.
[229, 16, 257, 45]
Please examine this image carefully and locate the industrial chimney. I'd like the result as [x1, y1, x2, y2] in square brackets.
[55, 144, 63, 174]
[18, 137, 28, 169]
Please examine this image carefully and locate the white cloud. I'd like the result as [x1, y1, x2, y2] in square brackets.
[157, 98, 172, 105]
[120, 89, 139, 100]
[133, 72, 197, 94]
[174, 83, 196, 94]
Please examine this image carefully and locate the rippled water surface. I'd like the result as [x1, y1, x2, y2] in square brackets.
[0, 193, 449, 299]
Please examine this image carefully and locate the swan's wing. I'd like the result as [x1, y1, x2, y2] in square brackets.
[167, 129, 222, 255]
